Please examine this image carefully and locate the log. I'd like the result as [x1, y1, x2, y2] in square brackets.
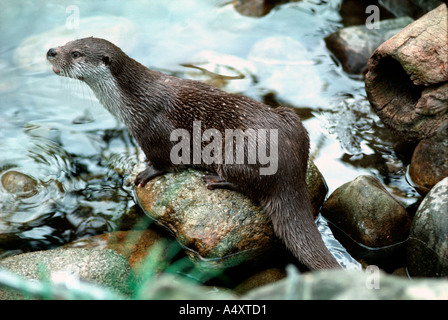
[365, 4, 448, 141]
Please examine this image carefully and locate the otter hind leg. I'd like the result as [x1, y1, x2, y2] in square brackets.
[202, 172, 239, 192]
[134, 165, 168, 187]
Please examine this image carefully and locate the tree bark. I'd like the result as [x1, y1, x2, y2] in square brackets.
[365, 4, 448, 141]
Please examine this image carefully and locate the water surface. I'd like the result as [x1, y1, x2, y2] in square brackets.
[0, 0, 418, 257]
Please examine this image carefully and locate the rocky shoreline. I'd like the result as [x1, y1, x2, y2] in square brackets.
[0, 1, 447, 299]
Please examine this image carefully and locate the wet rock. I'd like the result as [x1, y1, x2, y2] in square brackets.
[116, 204, 153, 231]
[407, 177, 448, 278]
[1, 170, 38, 197]
[408, 123, 448, 194]
[233, 0, 294, 17]
[135, 169, 278, 268]
[134, 162, 327, 268]
[243, 266, 448, 299]
[321, 175, 411, 267]
[0, 248, 135, 299]
[63, 230, 166, 269]
[339, 0, 394, 26]
[234, 268, 286, 294]
[379, 0, 443, 19]
[137, 273, 236, 300]
[324, 17, 413, 76]
[365, 4, 448, 141]
[307, 160, 328, 218]
[0, 170, 46, 246]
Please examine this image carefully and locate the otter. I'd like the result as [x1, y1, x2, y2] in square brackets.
[47, 37, 341, 270]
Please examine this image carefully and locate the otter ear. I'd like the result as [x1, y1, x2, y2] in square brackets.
[102, 55, 111, 66]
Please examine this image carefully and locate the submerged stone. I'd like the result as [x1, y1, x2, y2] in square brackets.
[1, 170, 38, 197]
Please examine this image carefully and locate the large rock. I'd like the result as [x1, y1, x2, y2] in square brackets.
[365, 4, 448, 141]
[407, 177, 448, 278]
[134, 161, 327, 268]
[0, 248, 135, 299]
[244, 266, 448, 299]
[408, 123, 448, 194]
[321, 175, 411, 266]
[135, 169, 278, 269]
[62, 230, 166, 270]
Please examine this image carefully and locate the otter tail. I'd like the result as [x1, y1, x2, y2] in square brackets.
[262, 181, 341, 270]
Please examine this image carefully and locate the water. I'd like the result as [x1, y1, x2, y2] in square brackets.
[0, 0, 418, 262]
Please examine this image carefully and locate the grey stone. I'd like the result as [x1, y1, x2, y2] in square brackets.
[0, 248, 135, 299]
[325, 17, 413, 75]
[321, 175, 411, 267]
[407, 177, 448, 278]
[243, 266, 448, 300]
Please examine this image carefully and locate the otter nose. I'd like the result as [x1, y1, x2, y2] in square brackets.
[47, 48, 57, 58]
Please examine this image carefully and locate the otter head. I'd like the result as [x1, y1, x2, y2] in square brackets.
[46, 37, 121, 83]
[47, 37, 131, 122]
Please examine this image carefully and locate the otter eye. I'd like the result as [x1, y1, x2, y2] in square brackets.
[71, 51, 80, 59]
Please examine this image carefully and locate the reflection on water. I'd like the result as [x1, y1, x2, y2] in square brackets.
[0, 0, 418, 259]
[316, 215, 361, 270]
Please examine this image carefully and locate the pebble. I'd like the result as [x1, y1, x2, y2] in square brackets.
[1, 170, 38, 197]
